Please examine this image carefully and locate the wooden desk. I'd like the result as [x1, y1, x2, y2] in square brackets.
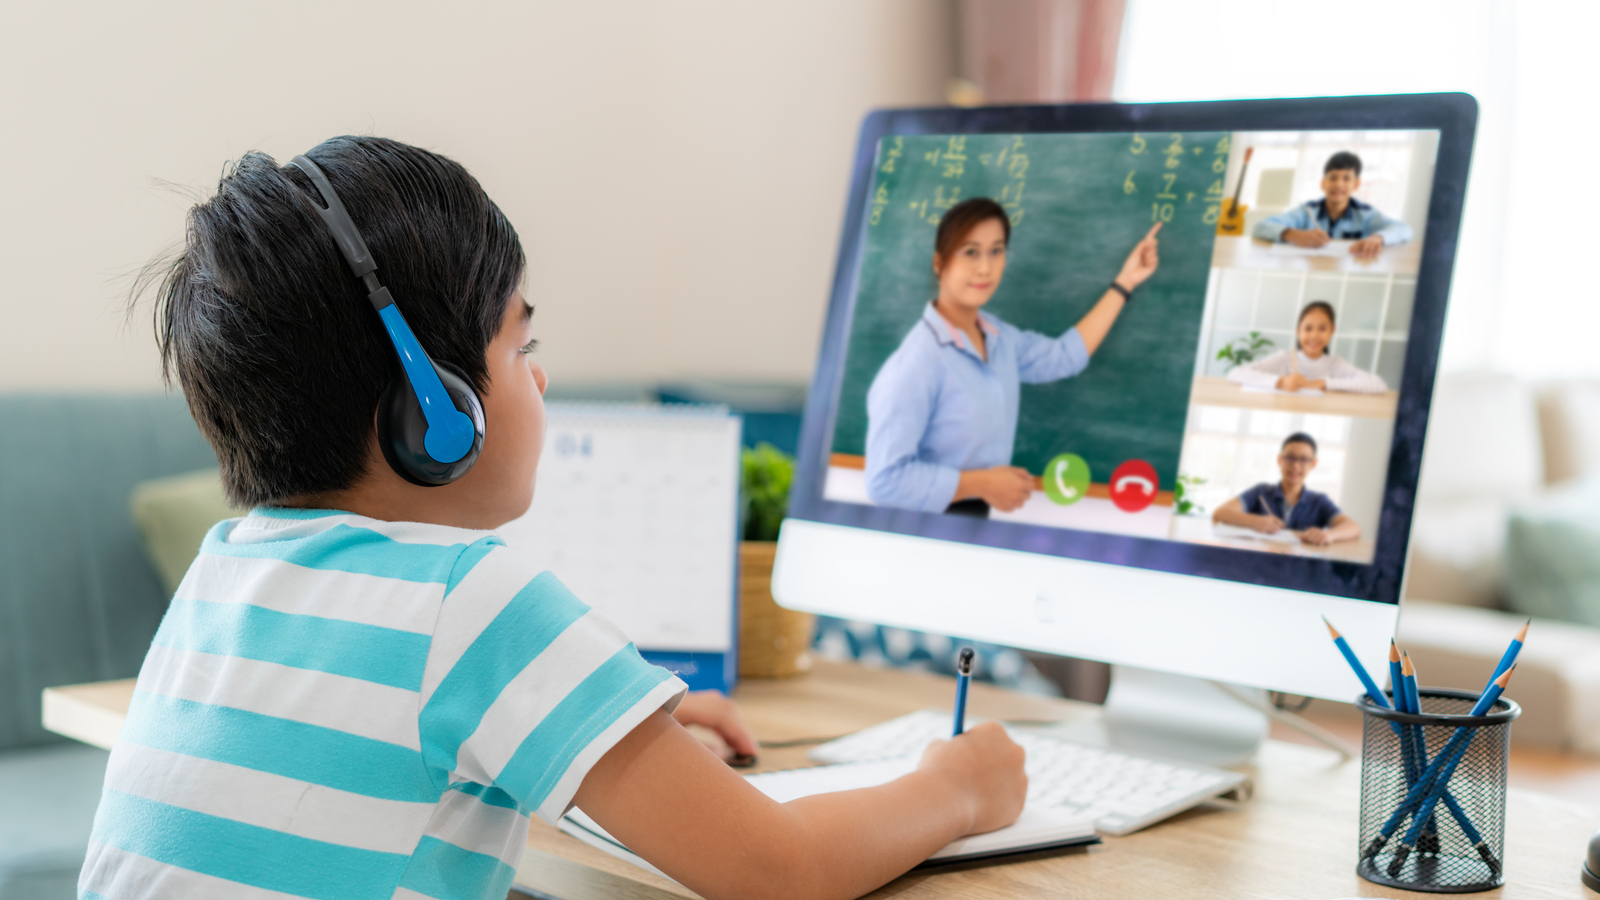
[517, 661, 1596, 900]
[1191, 375, 1399, 419]
[43, 662, 1596, 900]
[1167, 515, 1377, 563]
[42, 677, 135, 750]
[1212, 234, 1422, 275]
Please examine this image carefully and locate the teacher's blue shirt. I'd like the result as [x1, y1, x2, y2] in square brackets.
[865, 303, 1090, 512]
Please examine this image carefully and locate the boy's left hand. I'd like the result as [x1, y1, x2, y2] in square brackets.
[672, 690, 760, 761]
[1349, 236, 1385, 260]
[1300, 527, 1334, 546]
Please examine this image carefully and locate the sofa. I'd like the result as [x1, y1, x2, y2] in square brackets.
[0, 394, 215, 899]
[1397, 372, 1600, 751]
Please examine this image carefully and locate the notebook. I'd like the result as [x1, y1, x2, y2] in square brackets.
[556, 757, 1099, 880]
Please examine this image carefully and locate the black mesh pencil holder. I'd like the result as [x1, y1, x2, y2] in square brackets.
[1356, 688, 1520, 893]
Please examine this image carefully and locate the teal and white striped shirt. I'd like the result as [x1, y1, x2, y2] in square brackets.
[79, 507, 687, 900]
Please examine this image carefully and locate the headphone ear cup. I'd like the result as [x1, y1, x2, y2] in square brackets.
[377, 359, 486, 487]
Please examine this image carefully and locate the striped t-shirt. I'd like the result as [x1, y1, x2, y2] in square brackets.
[79, 507, 686, 900]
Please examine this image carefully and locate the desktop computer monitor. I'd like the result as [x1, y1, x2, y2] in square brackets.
[773, 94, 1476, 713]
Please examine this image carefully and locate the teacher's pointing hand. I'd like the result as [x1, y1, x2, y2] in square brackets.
[1115, 222, 1162, 290]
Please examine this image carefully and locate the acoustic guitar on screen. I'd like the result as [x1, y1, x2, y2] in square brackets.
[1215, 146, 1253, 236]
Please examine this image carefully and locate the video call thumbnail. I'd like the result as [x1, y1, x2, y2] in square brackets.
[823, 128, 1440, 565]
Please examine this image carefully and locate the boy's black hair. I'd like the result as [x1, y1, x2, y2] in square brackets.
[1324, 151, 1362, 176]
[1282, 432, 1318, 455]
[151, 136, 525, 507]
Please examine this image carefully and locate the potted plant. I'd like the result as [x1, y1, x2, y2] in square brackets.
[1216, 331, 1274, 369]
[739, 443, 813, 678]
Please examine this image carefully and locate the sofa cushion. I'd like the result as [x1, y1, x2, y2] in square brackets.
[129, 468, 236, 594]
[1405, 496, 1509, 608]
[1400, 601, 1600, 752]
[0, 394, 215, 752]
[0, 742, 108, 899]
[1538, 380, 1600, 485]
[1405, 372, 1544, 608]
[1417, 372, 1542, 502]
[1504, 478, 1600, 627]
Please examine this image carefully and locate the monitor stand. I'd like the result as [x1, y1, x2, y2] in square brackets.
[1033, 665, 1269, 767]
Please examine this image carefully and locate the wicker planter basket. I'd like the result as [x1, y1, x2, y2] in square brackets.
[739, 541, 814, 679]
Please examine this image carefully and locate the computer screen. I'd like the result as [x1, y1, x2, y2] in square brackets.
[775, 96, 1475, 700]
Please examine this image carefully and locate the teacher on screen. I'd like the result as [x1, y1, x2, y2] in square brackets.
[864, 197, 1161, 518]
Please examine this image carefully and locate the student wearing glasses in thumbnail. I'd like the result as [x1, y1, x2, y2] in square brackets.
[1211, 432, 1361, 547]
[864, 197, 1161, 517]
[1252, 150, 1413, 261]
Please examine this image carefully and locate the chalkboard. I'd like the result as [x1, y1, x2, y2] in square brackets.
[830, 131, 1229, 490]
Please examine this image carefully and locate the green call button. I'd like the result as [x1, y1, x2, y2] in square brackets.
[1043, 453, 1091, 506]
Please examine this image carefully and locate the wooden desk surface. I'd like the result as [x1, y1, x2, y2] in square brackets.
[1191, 375, 1399, 419]
[42, 677, 135, 750]
[1167, 515, 1377, 563]
[1212, 234, 1422, 275]
[43, 662, 1596, 900]
[518, 660, 1599, 900]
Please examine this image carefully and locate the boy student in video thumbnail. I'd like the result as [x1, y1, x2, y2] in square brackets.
[864, 198, 1161, 517]
[1227, 300, 1386, 394]
[1252, 151, 1412, 261]
[1212, 432, 1361, 547]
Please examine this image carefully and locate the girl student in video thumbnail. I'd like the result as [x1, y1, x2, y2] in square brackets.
[1211, 432, 1360, 547]
[1226, 300, 1387, 394]
[863, 197, 1161, 518]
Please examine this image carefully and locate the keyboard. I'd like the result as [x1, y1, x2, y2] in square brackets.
[809, 710, 1250, 836]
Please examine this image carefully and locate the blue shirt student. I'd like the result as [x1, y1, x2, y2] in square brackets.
[1252, 197, 1413, 245]
[865, 302, 1089, 512]
[1235, 481, 1343, 531]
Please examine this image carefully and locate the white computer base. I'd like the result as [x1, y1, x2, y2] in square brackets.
[1034, 665, 1269, 767]
[1033, 665, 1356, 767]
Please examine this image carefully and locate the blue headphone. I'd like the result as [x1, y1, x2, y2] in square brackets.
[286, 154, 485, 486]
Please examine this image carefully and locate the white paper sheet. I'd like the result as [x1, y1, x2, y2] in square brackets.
[1212, 523, 1302, 544]
[1240, 384, 1324, 396]
[1267, 239, 1355, 257]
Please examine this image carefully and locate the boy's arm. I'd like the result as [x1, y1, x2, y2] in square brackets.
[1251, 206, 1303, 242]
[574, 712, 1026, 900]
[1366, 208, 1414, 246]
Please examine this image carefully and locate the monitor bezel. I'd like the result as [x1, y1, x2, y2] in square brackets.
[789, 93, 1477, 607]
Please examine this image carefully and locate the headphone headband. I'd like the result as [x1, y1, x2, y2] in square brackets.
[283, 151, 481, 473]
[286, 155, 379, 283]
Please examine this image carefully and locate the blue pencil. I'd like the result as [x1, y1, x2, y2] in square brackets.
[952, 648, 974, 737]
[1367, 667, 1514, 869]
[1490, 620, 1529, 682]
[1407, 653, 1498, 873]
[1387, 667, 1514, 876]
[1389, 642, 1421, 786]
[1323, 617, 1390, 709]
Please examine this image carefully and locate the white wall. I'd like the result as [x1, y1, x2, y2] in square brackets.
[0, 1, 956, 392]
[1115, 0, 1521, 377]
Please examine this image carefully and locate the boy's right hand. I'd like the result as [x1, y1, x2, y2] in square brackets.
[1250, 513, 1285, 534]
[1283, 227, 1330, 248]
[916, 721, 1028, 836]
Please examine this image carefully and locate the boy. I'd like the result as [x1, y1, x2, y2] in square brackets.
[1252, 150, 1413, 260]
[1211, 432, 1361, 547]
[79, 137, 1025, 900]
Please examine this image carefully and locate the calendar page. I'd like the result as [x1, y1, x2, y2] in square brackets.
[497, 403, 741, 654]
